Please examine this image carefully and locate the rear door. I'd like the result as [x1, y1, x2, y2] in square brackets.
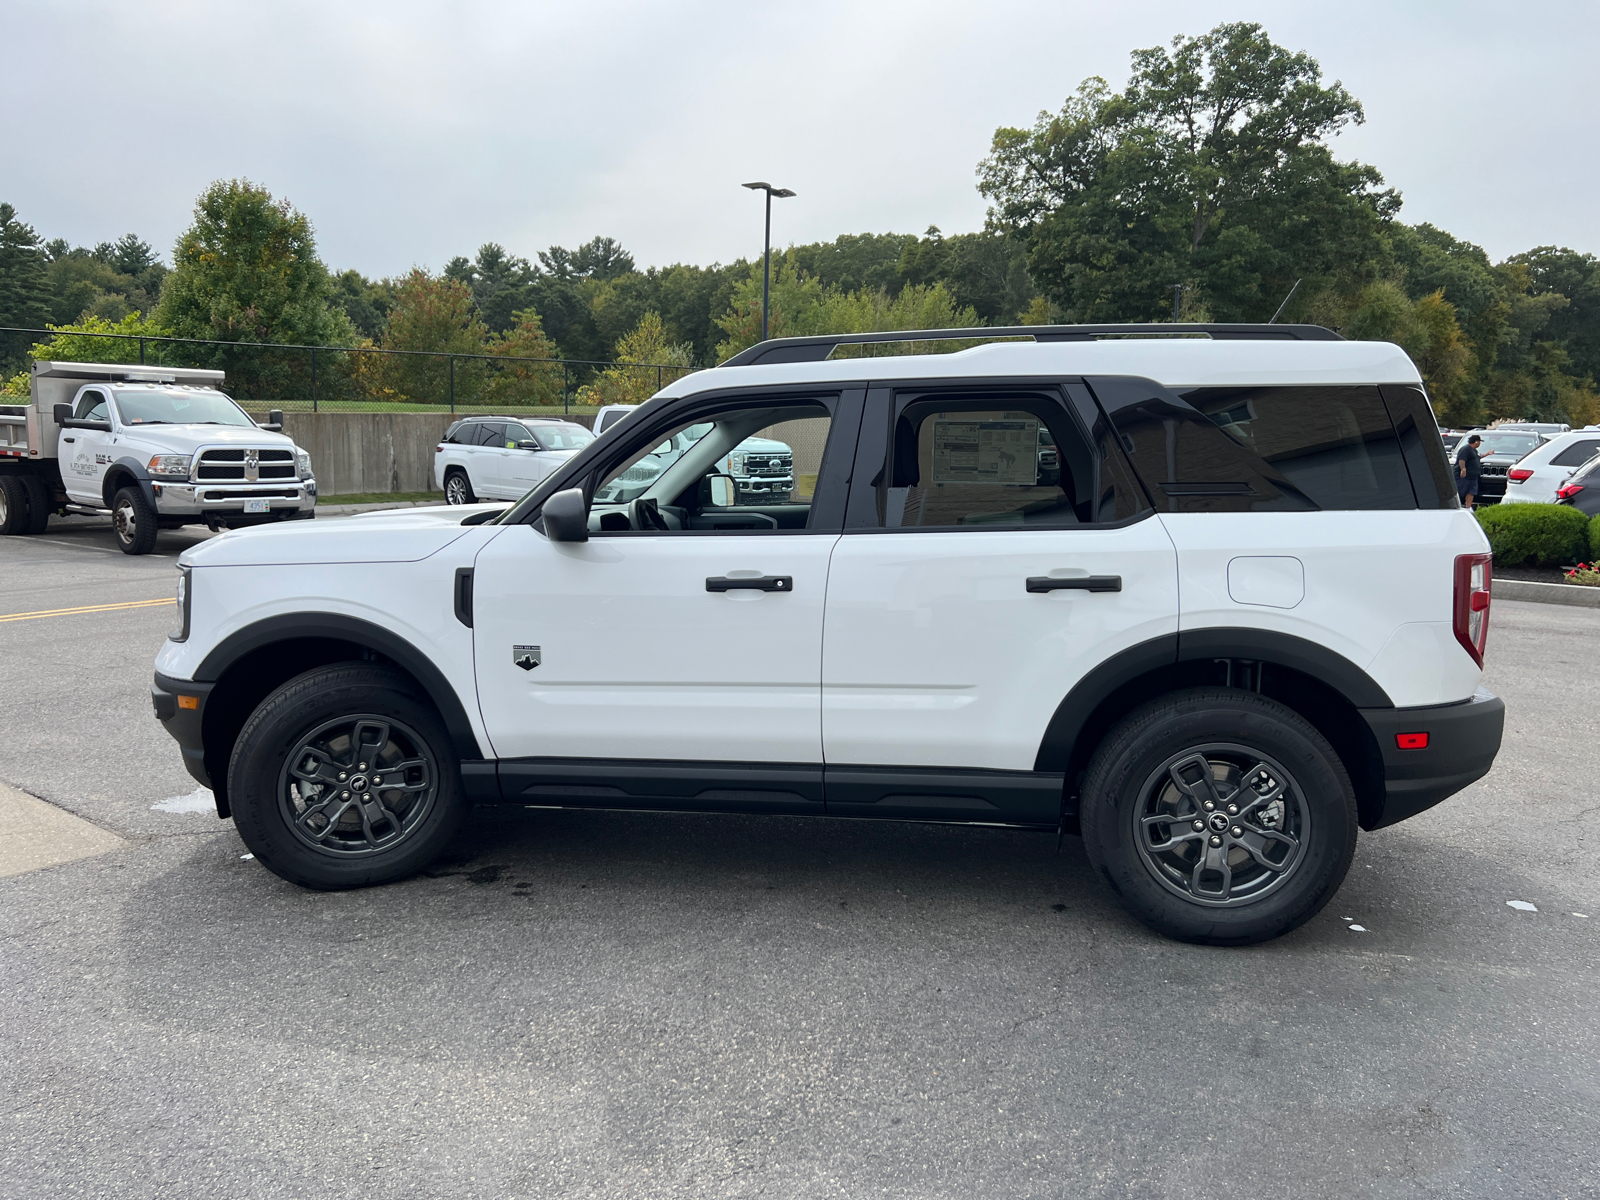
[820, 382, 1176, 824]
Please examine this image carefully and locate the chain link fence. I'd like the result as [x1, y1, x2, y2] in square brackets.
[0, 327, 699, 416]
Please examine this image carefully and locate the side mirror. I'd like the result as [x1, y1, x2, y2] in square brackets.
[542, 487, 589, 542]
[709, 474, 735, 507]
[258, 408, 283, 431]
[516, 439, 540, 451]
[53, 403, 71, 425]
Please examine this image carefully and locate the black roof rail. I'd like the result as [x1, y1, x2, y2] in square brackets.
[717, 322, 1343, 368]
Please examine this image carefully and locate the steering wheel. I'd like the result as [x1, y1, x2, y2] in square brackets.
[628, 496, 672, 532]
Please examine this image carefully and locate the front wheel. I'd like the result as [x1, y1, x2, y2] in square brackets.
[1080, 688, 1358, 946]
[112, 485, 159, 554]
[227, 664, 470, 889]
[444, 469, 475, 505]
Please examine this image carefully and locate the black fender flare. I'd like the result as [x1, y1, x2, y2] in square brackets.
[1033, 628, 1393, 773]
[103, 457, 157, 511]
[195, 612, 485, 760]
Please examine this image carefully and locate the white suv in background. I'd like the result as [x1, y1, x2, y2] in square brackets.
[434, 416, 595, 503]
[154, 323, 1503, 947]
[1498, 429, 1600, 505]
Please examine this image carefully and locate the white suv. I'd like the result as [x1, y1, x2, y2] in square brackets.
[152, 323, 1504, 946]
[435, 416, 595, 503]
[1498, 429, 1600, 505]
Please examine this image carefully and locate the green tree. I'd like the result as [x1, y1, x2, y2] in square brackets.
[1509, 246, 1600, 384]
[979, 23, 1395, 323]
[157, 180, 354, 349]
[328, 269, 394, 340]
[22, 311, 169, 366]
[485, 308, 564, 406]
[360, 269, 487, 404]
[0, 203, 53, 370]
[578, 311, 696, 406]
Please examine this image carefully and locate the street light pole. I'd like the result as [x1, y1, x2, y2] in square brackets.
[743, 181, 796, 344]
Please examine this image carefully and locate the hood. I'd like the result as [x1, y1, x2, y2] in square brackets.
[180, 507, 480, 568]
[736, 435, 791, 454]
[345, 502, 508, 523]
[115, 423, 300, 457]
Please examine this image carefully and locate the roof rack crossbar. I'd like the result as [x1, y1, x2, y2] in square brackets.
[718, 322, 1342, 368]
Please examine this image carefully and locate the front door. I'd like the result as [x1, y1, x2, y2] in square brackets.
[821, 385, 1179, 824]
[471, 391, 858, 808]
[60, 387, 113, 505]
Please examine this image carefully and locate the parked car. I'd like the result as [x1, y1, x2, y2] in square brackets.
[593, 404, 637, 437]
[1440, 429, 1464, 454]
[1498, 430, 1600, 505]
[1495, 422, 1570, 438]
[153, 322, 1503, 947]
[1466, 430, 1544, 503]
[592, 408, 795, 505]
[435, 416, 595, 503]
[0, 361, 315, 553]
[1555, 453, 1600, 517]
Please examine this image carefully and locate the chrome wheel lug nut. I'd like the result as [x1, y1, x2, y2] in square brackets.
[1192, 819, 1205, 831]
[338, 772, 347, 781]
[359, 762, 367, 770]
[1203, 801, 1215, 812]
[1231, 826, 1242, 837]
[342, 791, 350, 799]
[1209, 835, 1223, 847]
[1227, 804, 1238, 815]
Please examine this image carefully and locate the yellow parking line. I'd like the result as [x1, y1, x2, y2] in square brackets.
[0, 598, 174, 624]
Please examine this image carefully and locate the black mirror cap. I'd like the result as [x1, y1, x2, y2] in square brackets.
[542, 487, 589, 542]
[53, 403, 72, 425]
[516, 439, 540, 451]
[258, 408, 284, 431]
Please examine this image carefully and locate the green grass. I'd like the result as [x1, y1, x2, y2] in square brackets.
[318, 491, 442, 506]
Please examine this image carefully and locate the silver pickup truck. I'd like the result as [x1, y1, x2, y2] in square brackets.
[0, 361, 316, 554]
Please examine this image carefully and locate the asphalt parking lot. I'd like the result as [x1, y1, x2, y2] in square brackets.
[2, 517, 1597, 1200]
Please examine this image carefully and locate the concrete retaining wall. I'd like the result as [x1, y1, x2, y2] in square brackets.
[274, 411, 595, 496]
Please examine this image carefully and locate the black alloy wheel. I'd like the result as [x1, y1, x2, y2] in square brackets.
[1080, 688, 1358, 945]
[228, 664, 470, 889]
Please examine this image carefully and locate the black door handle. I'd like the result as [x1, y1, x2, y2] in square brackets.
[707, 576, 793, 593]
[1026, 575, 1121, 593]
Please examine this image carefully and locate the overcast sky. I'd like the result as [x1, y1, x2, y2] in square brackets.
[3, 0, 1595, 277]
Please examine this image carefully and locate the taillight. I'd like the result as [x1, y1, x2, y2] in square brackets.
[1453, 553, 1492, 666]
[1558, 483, 1585, 500]
[1507, 468, 1533, 482]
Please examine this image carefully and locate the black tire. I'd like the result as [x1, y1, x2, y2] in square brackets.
[0, 477, 26, 535]
[443, 469, 475, 505]
[111, 485, 159, 555]
[227, 664, 470, 889]
[21, 476, 52, 534]
[1080, 687, 1358, 946]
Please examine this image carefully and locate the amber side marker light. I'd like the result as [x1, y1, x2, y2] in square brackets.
[178, 695, 200, 710]
[1396, 732, 1429, 750]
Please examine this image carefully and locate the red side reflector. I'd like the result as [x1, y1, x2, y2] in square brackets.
[1396, 732, 1429, 750]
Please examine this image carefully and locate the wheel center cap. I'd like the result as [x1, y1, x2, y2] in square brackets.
[1208, 812, 1230, 832]
[349, 774, 369, 793]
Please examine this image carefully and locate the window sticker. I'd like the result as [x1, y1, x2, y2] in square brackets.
[930, 418, 1039, 485]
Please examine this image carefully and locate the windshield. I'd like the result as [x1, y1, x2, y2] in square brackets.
[113, 387, 255, 428]
[1474, 433, 1540, 456]
[533, 424, 595, 452]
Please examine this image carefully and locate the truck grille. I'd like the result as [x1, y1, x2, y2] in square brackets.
[196, 448, 297, 482]
[744, 454, 791, 476]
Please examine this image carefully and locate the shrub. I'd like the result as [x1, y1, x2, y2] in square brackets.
[1591, 514, 1600, 560]
[1475, 503, 1591, 566]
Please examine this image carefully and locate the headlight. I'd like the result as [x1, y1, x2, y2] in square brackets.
[170, 566, 192, 643]
[148, 454, 192, 478]
[297, 450, 313, 479]
[727, 452, 745, 473]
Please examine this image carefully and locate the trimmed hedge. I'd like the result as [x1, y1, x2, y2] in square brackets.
[1591, 514, 1600, 560]
[1475, 503, 1591, 566]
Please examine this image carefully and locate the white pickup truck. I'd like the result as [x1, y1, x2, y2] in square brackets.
[0, 361, 316, 554]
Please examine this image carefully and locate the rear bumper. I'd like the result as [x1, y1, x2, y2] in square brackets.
[152, 672, 220, 809]
[1359, 688, 1505, 830]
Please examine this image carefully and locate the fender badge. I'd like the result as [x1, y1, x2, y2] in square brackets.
[512, 645, 541, 671]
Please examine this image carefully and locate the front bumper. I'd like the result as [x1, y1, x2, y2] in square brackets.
[1359, 687, 1505, 829]
[151, 479, 316, 518]
[734, 474, 794, 497]
[152, 672, 223, 814]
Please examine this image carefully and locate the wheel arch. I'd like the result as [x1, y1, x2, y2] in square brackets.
[195, 614, 484, 818]
[1037, 629, 1391, 831]
[103, 458, 157, 510]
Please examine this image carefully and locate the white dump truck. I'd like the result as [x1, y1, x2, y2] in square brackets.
[0, 361, 316, 554]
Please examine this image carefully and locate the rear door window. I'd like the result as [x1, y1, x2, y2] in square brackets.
[1550, 439, 1600, 467]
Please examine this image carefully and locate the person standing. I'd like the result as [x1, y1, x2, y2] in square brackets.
[1456, 434, 1482, 509]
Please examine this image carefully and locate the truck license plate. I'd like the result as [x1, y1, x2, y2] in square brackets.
[243, 499, 269, 514]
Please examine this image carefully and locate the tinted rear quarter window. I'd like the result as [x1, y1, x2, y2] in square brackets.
[1551, 439, 1600, 467]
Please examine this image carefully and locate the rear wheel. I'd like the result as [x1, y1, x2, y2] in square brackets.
[444, 469, 475, 505]
[0, 477, 26, 535]
[228, 664, 470, 889]
[1080, 688, 1358, 945]
[21, 476, 52, 534]
[112, 485, 159, 555]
